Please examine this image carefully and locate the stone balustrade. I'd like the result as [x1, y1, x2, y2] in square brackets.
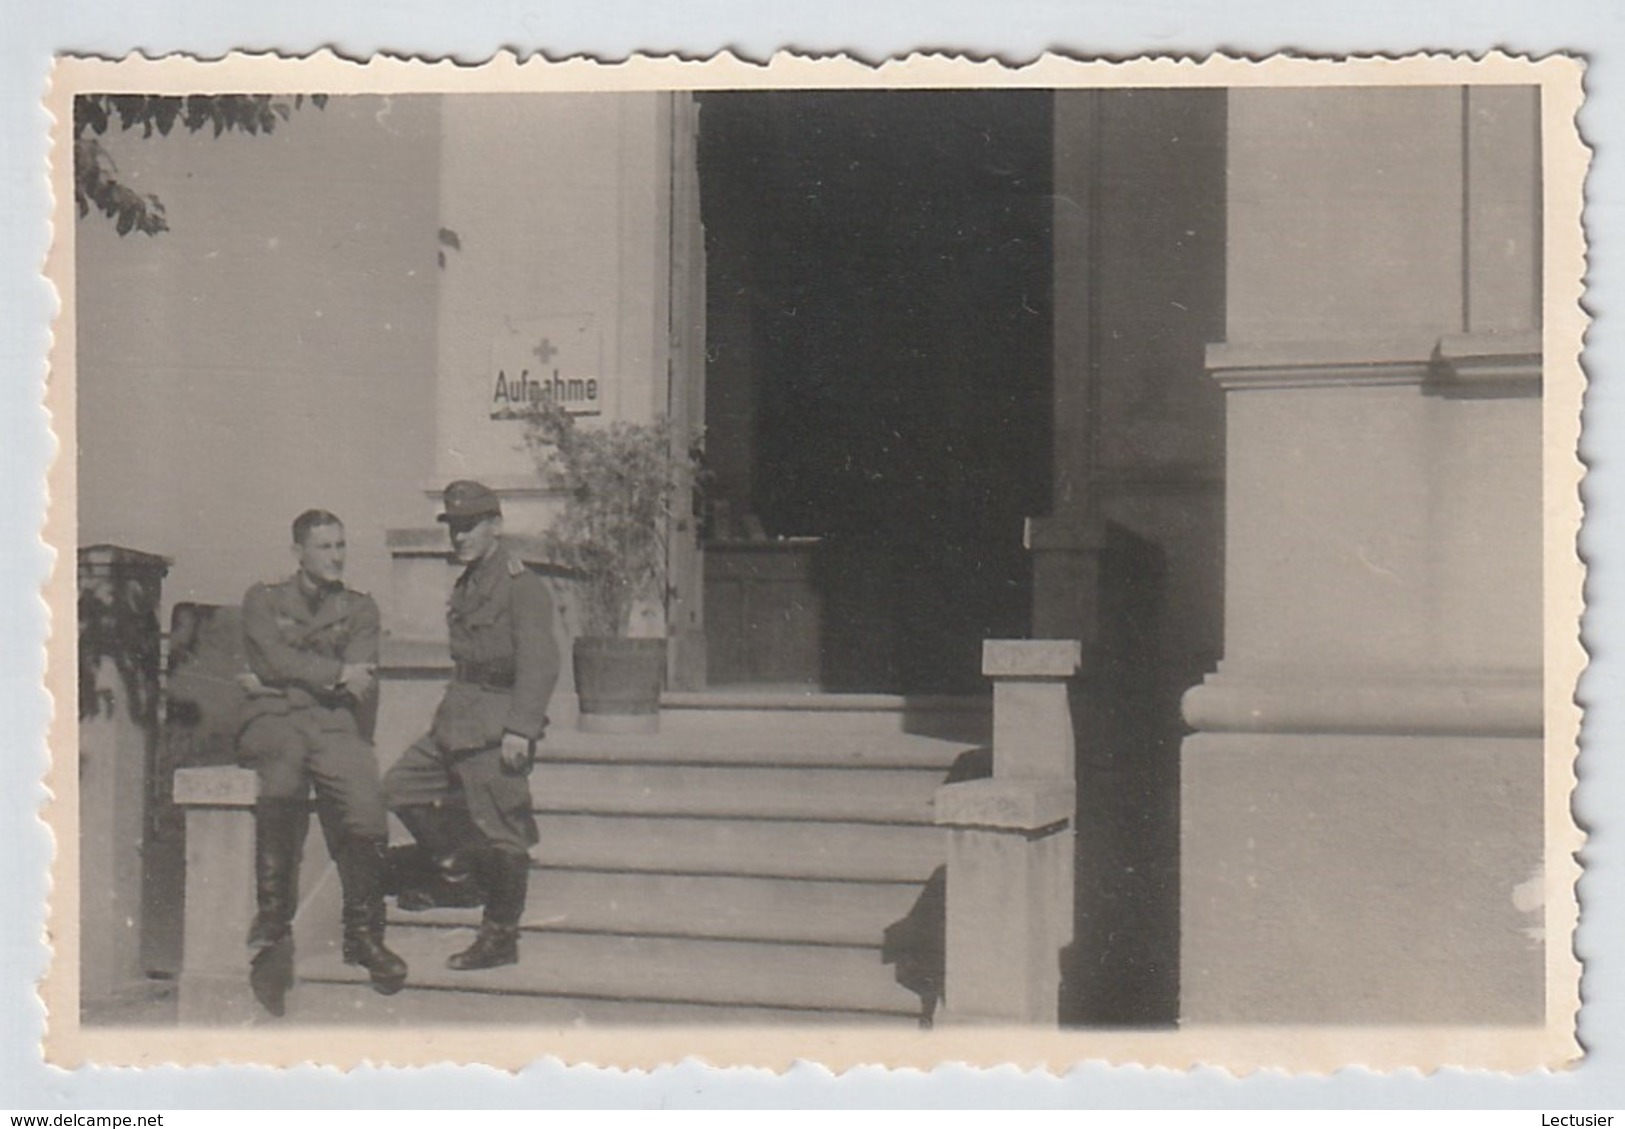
[934, 639, 1080, 1024]
[171, 765, 345, 1025]
[171, 765, 261, 1024]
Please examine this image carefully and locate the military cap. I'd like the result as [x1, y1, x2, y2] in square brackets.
[437, 479, 503, 522]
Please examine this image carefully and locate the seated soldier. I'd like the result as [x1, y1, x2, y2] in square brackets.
[237, 509, 407, 1015]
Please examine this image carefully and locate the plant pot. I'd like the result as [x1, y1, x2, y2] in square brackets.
[572, 636, 667, 733]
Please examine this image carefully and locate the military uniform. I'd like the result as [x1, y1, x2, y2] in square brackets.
[238, 570, 406, 1013]
[239, 576, 386, 839]
[383, 542, 561, 853]
[383, 480, 561, 970]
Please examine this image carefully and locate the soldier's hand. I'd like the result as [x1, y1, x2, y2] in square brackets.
[500, 731, 535, 776]
[339, 662, 376, 699]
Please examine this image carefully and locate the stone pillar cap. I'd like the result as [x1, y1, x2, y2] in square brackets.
[981, 639, 1082, 678]
[173, 765, 258, 808]
[78, 544, 173, 573]
[934, 777, 1075, 832]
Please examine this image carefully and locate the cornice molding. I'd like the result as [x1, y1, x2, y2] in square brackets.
[1181, 666, 1543, 738]
[1426, 331, 1543, 397]
[420, 475, 568, 502]
[1207, 336, 1435, 391]
[1208, 332, 1543, 399]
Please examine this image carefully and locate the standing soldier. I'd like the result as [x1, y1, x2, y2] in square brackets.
[238, 509, 408, 1016]
[383, 480, 561, 970]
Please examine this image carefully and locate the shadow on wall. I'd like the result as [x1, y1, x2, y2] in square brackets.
[881, 866, 948, 1027]
[879, 526, 1185, 1029]
[1060, 684, 1184, 1028]
[880, 745, 992, 1027]
[1062, 526, 1182, 1028]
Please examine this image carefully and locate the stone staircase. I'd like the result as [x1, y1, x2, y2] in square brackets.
[290, 693, 989, 1025]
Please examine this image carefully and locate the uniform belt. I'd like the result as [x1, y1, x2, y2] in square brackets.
[453, 663, 515, 690]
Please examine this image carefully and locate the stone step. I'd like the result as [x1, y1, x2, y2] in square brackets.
[530, 814, 948, 882]
[284, 977, 907, 1028]
[525, 762, 945, 824]
[658, 691, 992, 743]
[299, 925, 927, 1017]
[536, 726, 981, 771]
[394, 869, 932, 947]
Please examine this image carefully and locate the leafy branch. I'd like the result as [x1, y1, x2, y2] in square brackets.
[73, 93, 327, 236]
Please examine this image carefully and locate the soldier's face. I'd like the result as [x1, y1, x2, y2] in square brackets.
[295, 523, 346, 586]
[449, 514, 501, 564]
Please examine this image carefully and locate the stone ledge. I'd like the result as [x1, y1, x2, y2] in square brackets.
[386, 529, 583, 578]
[664, 690, 990, 713]
[1182, 668, 1543, 738]
[1427, 331, 1542, 397]
[173, 765, 258, 808]
[934, 778, 1074, 833]
[981, 639, 1082, 680]
[1207, 336, 1436, 391]
[1023, 515, 1109, 553]
[418, 475, 568, 502]
[1207, 333, 1544, 399]
[380, 636, 452, 672]
[79, 544, 173, 573]
[385, 526, 457, 555]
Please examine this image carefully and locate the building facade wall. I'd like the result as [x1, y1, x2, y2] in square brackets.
[76, 94, 442, 625]
[428, 93, 673, 504]
[1181, 85, 1545, 1024]
[376, 92, 677, 749]
[73, 84, 1550, 1027]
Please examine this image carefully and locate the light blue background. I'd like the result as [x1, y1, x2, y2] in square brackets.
[3, 0, 1621, 1108]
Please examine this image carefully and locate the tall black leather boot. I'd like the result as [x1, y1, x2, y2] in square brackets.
[393, 803, 486, 910]
[446, 848, 529, 972]
[334, 835, 409, 995]
[247, 798, 309, 1017]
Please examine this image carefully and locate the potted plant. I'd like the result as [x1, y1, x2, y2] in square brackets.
[523, 399, 700, 732]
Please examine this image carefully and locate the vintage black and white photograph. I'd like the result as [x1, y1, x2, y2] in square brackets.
[49, 52, 1584, 1071]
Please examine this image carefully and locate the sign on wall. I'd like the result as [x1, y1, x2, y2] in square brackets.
[489, 315, 604, 419]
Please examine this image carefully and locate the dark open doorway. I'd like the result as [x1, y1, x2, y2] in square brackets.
[696, 90, 1055, 694]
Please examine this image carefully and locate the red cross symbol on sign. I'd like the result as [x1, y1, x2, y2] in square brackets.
[531, 338, 559, 365]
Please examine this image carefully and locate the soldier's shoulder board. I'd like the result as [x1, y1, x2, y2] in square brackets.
[507, 556, 527, 577]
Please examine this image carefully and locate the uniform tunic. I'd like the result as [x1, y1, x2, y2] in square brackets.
[382, 543, 561, 854]
[238, 574, 387, 841]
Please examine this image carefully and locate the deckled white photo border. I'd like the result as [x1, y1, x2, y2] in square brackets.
[36, 48, 1588, 1079]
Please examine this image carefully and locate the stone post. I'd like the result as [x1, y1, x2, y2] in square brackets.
[77, 544, 169, 1004]
[172, 766, 261, 1024]
[171, 765, 345, 1023]
[933, 640, 1080, 1024]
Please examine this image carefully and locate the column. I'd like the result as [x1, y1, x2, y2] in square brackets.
[1180, 87, 1545, 1024]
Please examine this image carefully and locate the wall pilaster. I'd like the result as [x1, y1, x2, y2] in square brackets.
[1182, 87, 1545, 1024]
